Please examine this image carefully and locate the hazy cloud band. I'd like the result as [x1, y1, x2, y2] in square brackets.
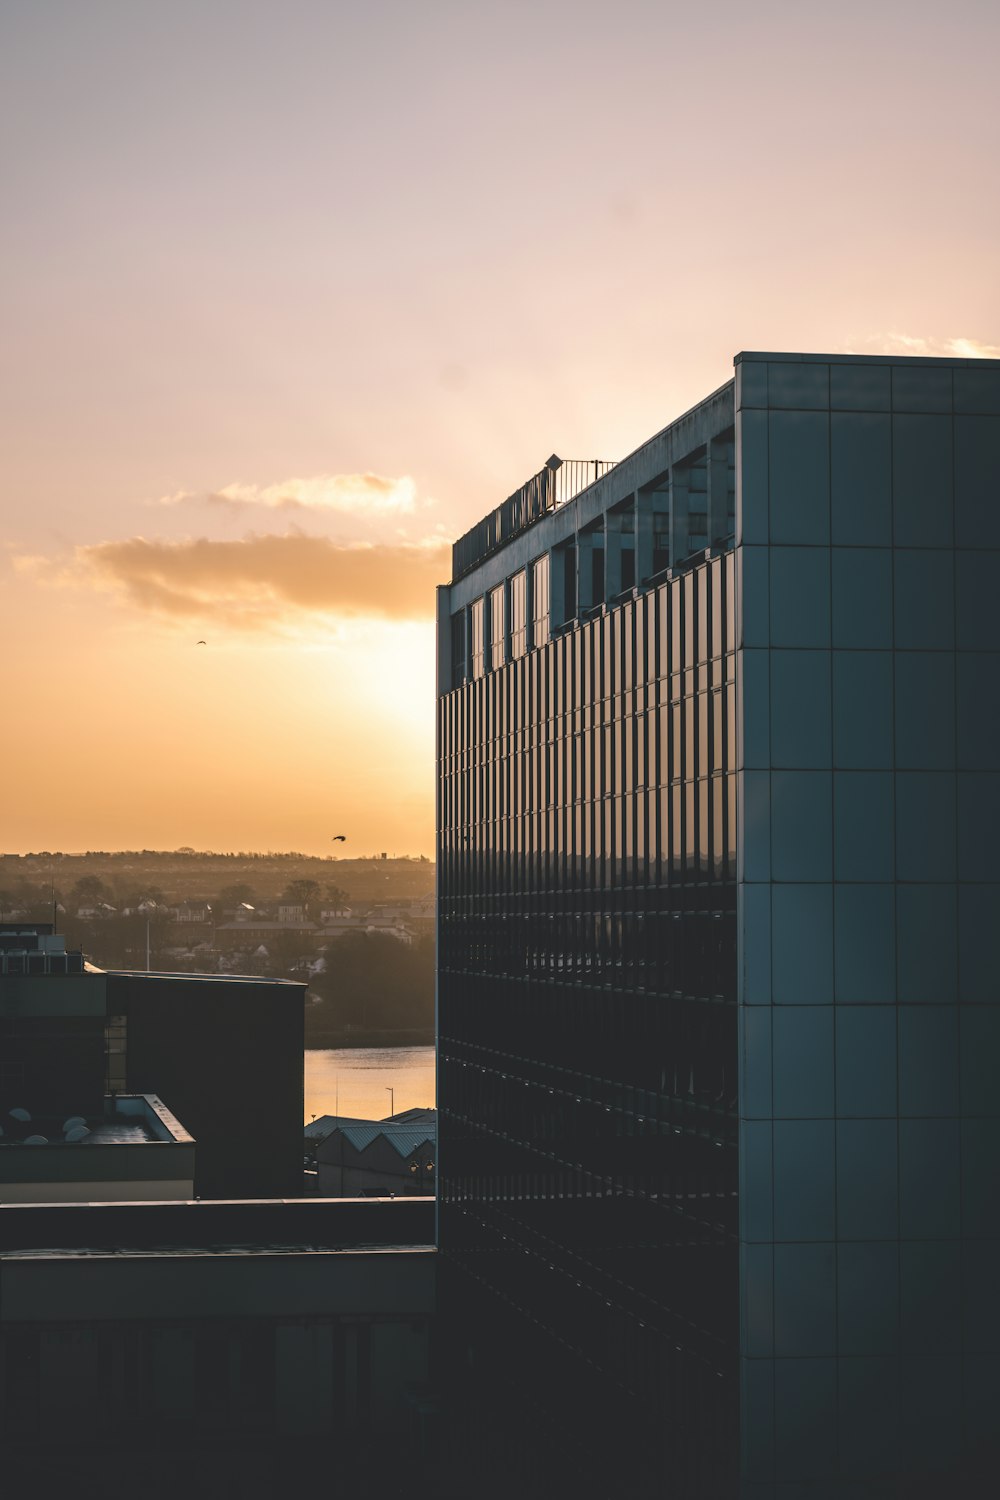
[77, 533, 449, 626]
[849, 334, 1000, 359]
[158, 472, 422, 516]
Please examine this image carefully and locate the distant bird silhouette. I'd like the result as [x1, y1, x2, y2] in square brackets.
[196, 640, 207, 645]
[331, 834, 346, 842]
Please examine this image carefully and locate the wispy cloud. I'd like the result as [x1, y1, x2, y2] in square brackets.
[156, 472, 422, 516]
[22, 533, 450, 631]
[846, 334, 1000, 359]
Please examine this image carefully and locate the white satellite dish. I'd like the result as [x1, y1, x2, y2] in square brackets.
[62, 1116, 87, 1133]
[64, 1126, 91, 1143]
[24, 1134, 48, 1145]
[8, 1107, 31, 1122]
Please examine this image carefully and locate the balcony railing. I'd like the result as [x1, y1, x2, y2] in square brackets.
[452, 455, 616, 582]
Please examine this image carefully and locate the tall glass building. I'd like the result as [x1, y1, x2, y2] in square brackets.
[435, 352, 1000, 1498]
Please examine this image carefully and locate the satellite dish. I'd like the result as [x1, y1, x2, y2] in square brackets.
[8, 1107, 31, 1122]
[24, 1134, 48, 1145]
[62, 1116, 87, 1134]
[65, 1126, 91, 1143]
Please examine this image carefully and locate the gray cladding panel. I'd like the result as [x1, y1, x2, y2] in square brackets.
[736, 353, 1000, 1489]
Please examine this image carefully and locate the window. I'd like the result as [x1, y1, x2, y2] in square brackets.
[490, 585, 505, 671]
[621, 542, 636, 591]
[451, 610, 467, 689]
[471, 598, 485, 679]
[533, 555, 550, 648]
[591, 545, 605, 606]
[105, 1014, 127, 1095]
[653, 518, 670, 576]
[510, 571, 527, 658]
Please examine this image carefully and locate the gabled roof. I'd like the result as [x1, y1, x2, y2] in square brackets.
[304, 1113, 373, 1141]
[338, 1122, 435, 1158]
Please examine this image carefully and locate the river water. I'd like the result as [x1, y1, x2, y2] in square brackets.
[304, 1045, 435, 1123]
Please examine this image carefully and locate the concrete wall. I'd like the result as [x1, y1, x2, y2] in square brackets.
[0, 1248, 435, 1467]
[108, 971, 305, 1198]
[0, 973, 108, 1118]
[0, 1177, 194, 1203]
[0, 972, 106, 1018]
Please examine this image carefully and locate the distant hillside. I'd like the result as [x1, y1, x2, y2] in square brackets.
[0, 850, 434, 909]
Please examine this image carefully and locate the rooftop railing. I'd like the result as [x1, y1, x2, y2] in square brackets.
[452, 455, 616, 582]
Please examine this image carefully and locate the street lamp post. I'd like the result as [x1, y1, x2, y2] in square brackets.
[386, 1086, 394, 1118]
[408, 1157, 435, 1195]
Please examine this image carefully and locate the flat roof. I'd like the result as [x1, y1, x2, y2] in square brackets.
[105, 968, 305, 987]
[0, 1095, 193, 1148]
[736, 348, 1000, 367]
[0, 1242, 436, 1261]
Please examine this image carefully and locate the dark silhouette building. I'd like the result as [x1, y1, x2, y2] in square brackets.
[1, 927, 304, 1199]
[107, 969, 305, 1198]
[1, 927, 435, 1495]
[435, 353, 1000, 1496]
[1, 924, 105, 1121]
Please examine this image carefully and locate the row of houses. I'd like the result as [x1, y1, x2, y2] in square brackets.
[38, 896, 435, 945]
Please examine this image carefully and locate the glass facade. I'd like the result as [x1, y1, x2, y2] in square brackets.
[438, 401, 740, 1494]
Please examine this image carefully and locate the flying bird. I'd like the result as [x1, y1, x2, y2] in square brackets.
[331, 834, 346, 842]
[196, 640, 207, 645]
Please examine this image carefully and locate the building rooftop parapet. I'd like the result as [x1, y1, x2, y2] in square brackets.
[0, 1240, 436, 1261]
[105, 967, 306, 987]
[445, 378, 735, 603]
[451, 455, 616, 582]
[0, 1194, 435, 1253]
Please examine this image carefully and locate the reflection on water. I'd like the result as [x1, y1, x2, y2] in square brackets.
[304, 1045, 435, 1123]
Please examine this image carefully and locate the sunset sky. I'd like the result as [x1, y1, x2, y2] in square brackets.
[2, 0, 998, 857]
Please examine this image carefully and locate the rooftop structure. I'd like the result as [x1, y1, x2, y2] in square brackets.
[0, 923, 86, 976]
[451, 455, 618, 581]
[0, 1093, 195, 1203]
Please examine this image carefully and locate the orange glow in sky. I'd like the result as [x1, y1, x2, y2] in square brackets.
[2, 0, 998, 855]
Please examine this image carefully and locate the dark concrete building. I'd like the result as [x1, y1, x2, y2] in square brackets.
[108, 969, 305, 1199]
[1, 924, 105, 1120]
[435, 353, 1000, 1496]
[0, 1198, 435, 1496]
[1, 926, 196, 1203]
[1, 927, 305, 1200]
